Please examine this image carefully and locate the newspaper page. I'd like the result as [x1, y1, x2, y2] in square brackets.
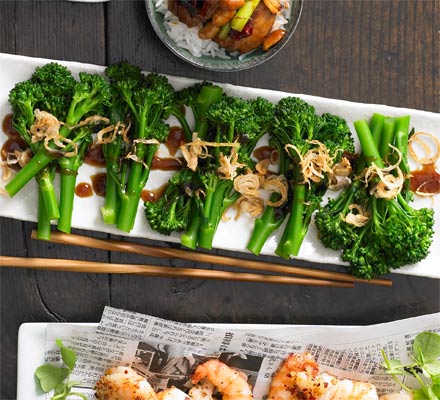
[41, 308, 440, 399]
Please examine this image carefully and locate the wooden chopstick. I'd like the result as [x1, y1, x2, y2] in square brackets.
[0, 256, 353, 288]
[31, 230, 392, 286]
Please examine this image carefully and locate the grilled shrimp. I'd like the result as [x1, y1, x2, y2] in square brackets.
[95, 366, 158, 400]
[191, 359, 254, 400]
[157, 387, 191, 400]
[268, 353, 378, 400]
[188, 378, 215, 400]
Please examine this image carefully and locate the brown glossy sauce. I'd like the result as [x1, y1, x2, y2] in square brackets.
[253, 145, 275, 161]
[75, 182, 93, 198]
[85, 144, 105, 167]
[91, 172, 106, 197]
[166, 126, 186, 156]
[141, 184, 166, 203]
[410, 164, 440, 194]
[2, 114, 20, 139]
[151, 156, 182, 171]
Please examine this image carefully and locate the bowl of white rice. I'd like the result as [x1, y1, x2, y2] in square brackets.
[145, 0, 303, 71]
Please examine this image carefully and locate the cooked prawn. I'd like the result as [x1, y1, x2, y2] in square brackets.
[191, 359, 253, 400]
[188, 378, 215, 400]
[268, 353, 378, 400]
[95, 365, 158, 400]
[157, 387, 191, 400]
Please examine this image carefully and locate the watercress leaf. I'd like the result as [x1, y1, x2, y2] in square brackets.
[35, 364, 69, 393]
[432, 384, 440, 398]
[56, 339, 77, 371]
[426, 386, 440, 400]
[54, 381, 66, 395]
[424, 361, 440, 377]
[432, 375, 440, 385]
[413, 388, 430, 400]
[414, 332, 440, 363]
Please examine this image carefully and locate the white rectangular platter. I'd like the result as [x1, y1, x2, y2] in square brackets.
[1, 53, 440, 278]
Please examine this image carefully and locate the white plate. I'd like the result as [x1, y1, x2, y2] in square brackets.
[1, 53, 440, 278]
[18, 322, 345, 400]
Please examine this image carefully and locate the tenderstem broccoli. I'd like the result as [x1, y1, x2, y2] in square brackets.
[6, 63, 81, 239]
[105, 62, 174, 232]
[5, 68, 111, 199]
[269, 97, 355, 259]
[181, 96, 273, 250]
[316, 114, 434, 279]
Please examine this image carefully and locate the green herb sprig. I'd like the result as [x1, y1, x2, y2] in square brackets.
[382, 331, 440, 400]
[35, 339, 87, 400]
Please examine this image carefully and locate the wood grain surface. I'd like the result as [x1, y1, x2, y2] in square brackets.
[1, 1, 439, 399]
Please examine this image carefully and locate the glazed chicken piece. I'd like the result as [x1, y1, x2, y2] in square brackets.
[168, 0, 220, 27]
[214, 2, 276, 53]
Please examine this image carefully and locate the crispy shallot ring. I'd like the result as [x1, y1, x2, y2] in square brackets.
[414, 180, 440, 197]
[408, 131, 440, 164]
[342, 204, 370, 227]
[180, 133, 240, 172]
[285, 140, 335, 186]
[357, 145, 405, 199]
[235, 196, 265, 219]
[97, 120, 131, 145]
[328, 157, 352, 190]
[256, 158, 271, 175]
[217, 147, 246, 180]
[234, 173, 260, 197]
[30, 110, 110, 158]
[263, 175, 288, 207]
[124, 153, 149, 170]
[1, 148, 32, 182]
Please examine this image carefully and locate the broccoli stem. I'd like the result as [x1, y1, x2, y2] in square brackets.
[101, 169, 120, 225]
[194, 86, 224, 139]
[370, 113, 385, 146]
[353, 120, 384, 168]
[35, 165, 60, 221]
[116, 143, 157, 232]
[181, 214, 201, 249]
[57, 172, 76, 234]
[378, 117, 396, 158]
[247, 193, 285, 255]
[275, 183, 306, 258]
[57, 138, 90, 234]
[36, 186, 52, 240]
[198, 182, 229, 250]
[394, 115, 410, 175]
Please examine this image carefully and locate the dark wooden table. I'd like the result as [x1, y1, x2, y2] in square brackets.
[1, 1, 439, 398]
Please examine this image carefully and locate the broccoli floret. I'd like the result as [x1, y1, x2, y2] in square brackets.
[144, 169, 195, 235]
[31, 62, 76, 120]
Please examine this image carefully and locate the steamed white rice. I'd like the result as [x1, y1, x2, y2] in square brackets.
[154, 0, 290, 59]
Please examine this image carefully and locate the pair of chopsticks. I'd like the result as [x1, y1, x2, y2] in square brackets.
[0, 230, 392, 287]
